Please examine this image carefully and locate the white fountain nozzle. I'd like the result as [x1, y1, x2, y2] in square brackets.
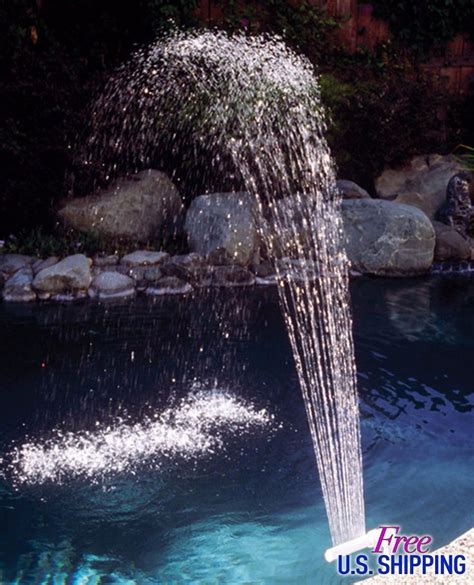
[324, 528, 381, 563]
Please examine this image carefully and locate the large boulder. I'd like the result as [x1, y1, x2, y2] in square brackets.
[185, 192, 258, 266]
[375, 154, 465, 220]
[3, 268, 36, 302]
[33, 254, 92, 293]
[432, 221, 472, 261]
[58, 170, 184, 242]
[336, 179, 371, 200]
[341, 200, 435, 276]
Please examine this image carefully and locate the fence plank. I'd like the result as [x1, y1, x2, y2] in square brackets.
[194, 1, 473, 95]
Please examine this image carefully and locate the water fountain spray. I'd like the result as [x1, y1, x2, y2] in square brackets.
[84, 29, 371, 554]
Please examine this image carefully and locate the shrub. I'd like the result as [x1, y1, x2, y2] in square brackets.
[320, 62, 466, 191]
[372, 0, 474, 56]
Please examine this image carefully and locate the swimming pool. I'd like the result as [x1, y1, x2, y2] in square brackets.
[0, 277, 472, 583]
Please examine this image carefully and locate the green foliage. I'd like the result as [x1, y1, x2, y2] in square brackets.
[218, 0, 338, 61]
[454, 144, 474, 171]
[372, 0, 474, 55]
[3, 228, 109, 258]
[2, 226, 189, 258]
[320, 65, 466, 190]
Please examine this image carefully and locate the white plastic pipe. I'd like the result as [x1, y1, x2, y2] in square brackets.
[324, 528, 381, 563]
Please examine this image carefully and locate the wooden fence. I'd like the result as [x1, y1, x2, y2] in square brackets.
[197, 0, 474, 95]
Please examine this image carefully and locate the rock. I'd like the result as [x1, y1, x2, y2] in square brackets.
[436, 172, 474, 236]
[0, 254, 33, 279]
[212, 265, 255, 287]
[143, 266, 163, 283]
[185, 192, 258, 266]
[51, 291, 88, 302]
[145, 276, 193, 295]
[127, 266, 148, 282]
[93, 254, 119, 267]
[120, 250, 169, 267]
[251, 260, 275, 278]
[160, 253, 205, 279]
[33, 254, 92, 293]
[37, 292, 52, 301]
[336, 180, 371, 200]
[3, 268, 36, 302]
[375, 154, 465, 220]
[341, 200, 435, 276]
[33, 256, 59, 275]
[207, 248, 236, 266]
[57, 169, 184, 242]
[252, 260, 276, 285]
[89, 272, 136, 300]
[432, 221, 472, 261]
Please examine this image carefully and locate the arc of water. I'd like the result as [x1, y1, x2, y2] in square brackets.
[84, 30, 366, 546]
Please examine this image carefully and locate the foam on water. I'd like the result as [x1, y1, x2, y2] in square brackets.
[8, 391, 276, 485]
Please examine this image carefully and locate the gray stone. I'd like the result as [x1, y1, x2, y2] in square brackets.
[341, 199, 435, 276]
[91, 265, 116, 277]
[160, 253, 208, 282]
[120, 250, 169, 267]
[50, 291, 88, 302]
[375, 154, 465, 220]
[127, 266, 148, 282]
[432, 220, 472, 261]
[251, 260, 275, 278]
[37, 292, 52, 301]
[185, 192, 258, 266]
[0, 254, 33, 278]
[57, 169, 184, 242]
[160, 254, 211, 285]
[207, 248, 235, 266]
[145, 276, 193, 295]
[212, 265, 255, 287]
[3, 268, 36, 302]
[143, 266, 163, 282]
[33, 256, 59, 275]
[33, 254, 92, 293]
[336, 179, 371, 200]
[89, 271, 136, 300]
[93, 254, 119, 267]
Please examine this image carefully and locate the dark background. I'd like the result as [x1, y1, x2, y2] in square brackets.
[1, 0, 473, 238]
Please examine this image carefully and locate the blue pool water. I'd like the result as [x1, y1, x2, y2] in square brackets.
[0, 277, 473, 584]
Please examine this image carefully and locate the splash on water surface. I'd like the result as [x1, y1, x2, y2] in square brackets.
[8, 391, 276, 485]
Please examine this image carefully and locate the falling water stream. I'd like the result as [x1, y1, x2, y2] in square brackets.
[83, 31, 365, 546]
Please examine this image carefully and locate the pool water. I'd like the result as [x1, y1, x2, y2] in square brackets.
[0, 277, 472, 584]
